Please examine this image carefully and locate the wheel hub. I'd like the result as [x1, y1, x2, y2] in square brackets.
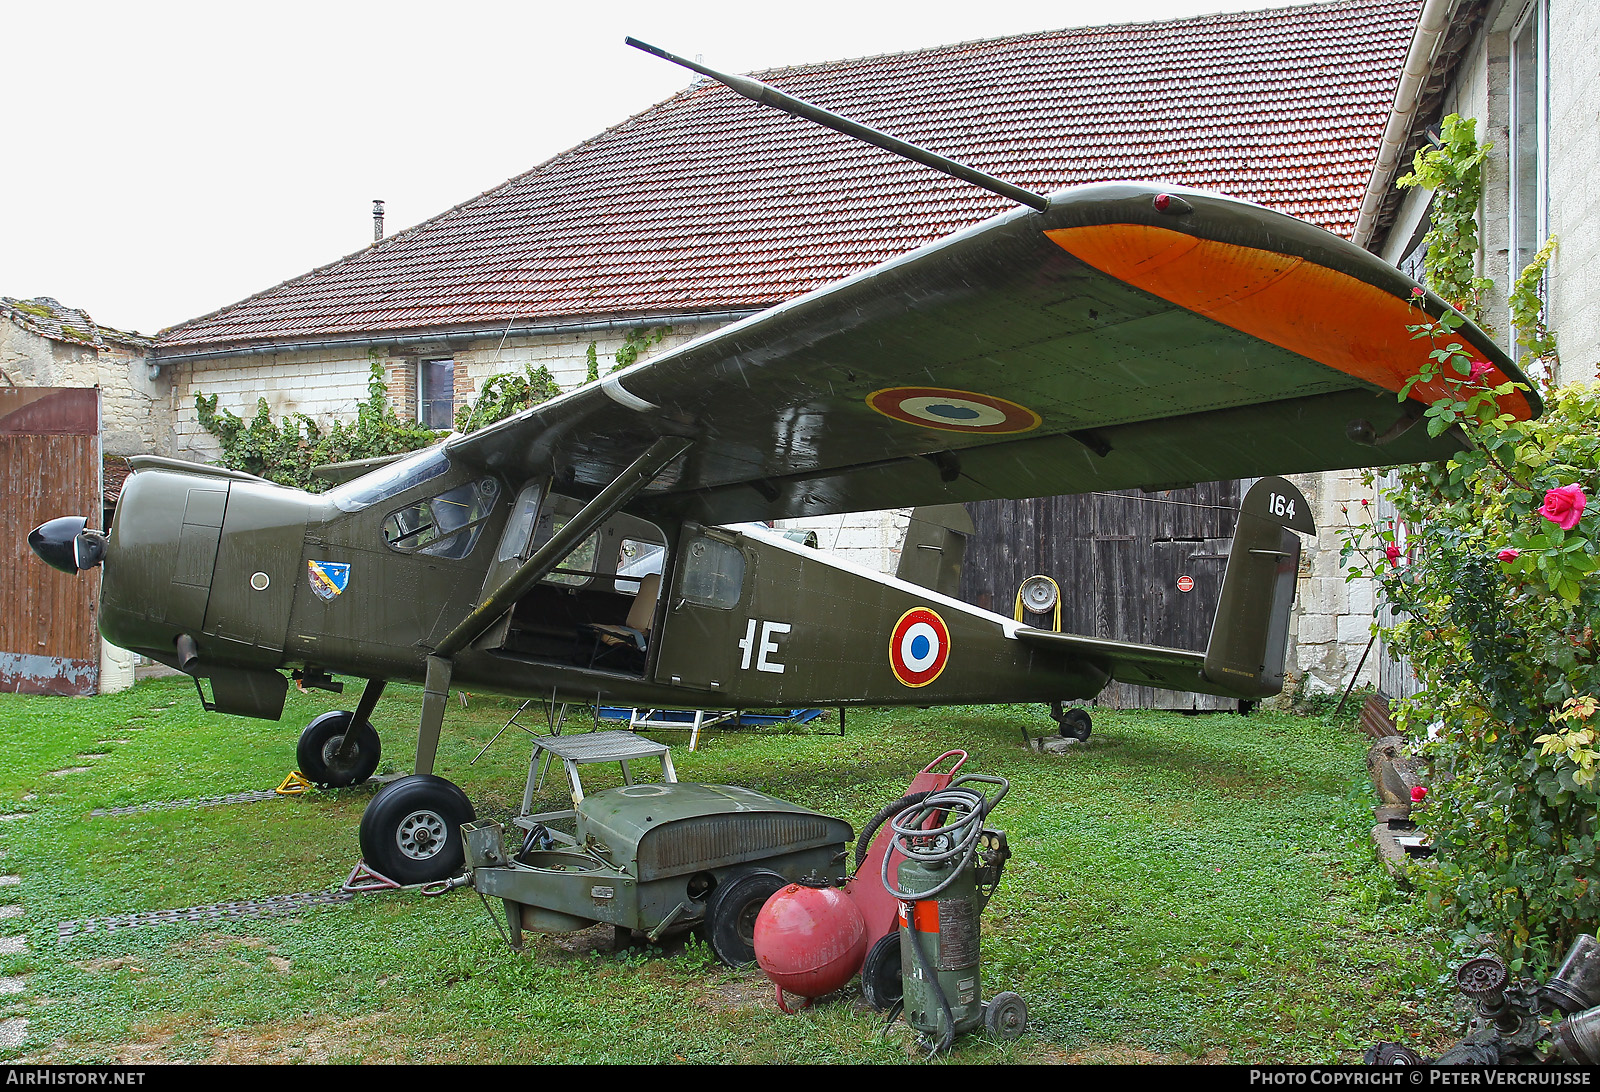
[396, 809, 447, 859]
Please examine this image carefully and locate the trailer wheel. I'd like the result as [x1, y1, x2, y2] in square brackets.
[358, 774, 475, 885]
[297, 710, 381, 787]
[705, 869, 787, 966]
[860, 931, 903, 1011]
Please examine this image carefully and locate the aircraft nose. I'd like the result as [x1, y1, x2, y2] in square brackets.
[28, 516, 106, 574]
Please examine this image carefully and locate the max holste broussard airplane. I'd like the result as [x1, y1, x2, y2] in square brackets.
[29, 41, 1539, 885]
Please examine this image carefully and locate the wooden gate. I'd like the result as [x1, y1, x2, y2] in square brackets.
[1, 388, 101, 695]
[960, 481, 1243, 710]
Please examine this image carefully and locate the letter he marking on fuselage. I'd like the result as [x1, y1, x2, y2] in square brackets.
[758, 622, 790, 673]
[739, 618, 789, 673]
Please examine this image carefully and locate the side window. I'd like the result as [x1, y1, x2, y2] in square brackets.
[497, 482, 543, 563]
[616, 539, 665, 594]
[383, 477, 500, 559]
[679, 536, 744, 608]
[543, 516, 598, 586]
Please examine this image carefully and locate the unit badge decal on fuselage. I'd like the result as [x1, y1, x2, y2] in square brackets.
[307, 561, 351, 601]
[889, 607, 950, 688]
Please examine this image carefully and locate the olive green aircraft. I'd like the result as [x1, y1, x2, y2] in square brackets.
[28, 43, 1539, 887]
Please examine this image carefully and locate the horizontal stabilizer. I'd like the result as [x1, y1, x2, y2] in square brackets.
[1015, 476, 1311, 701]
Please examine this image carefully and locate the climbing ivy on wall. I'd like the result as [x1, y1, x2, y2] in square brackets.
[1397, 114, 1497, 324]
[195, 354, 440, 491]
[583, 326, 672, 384]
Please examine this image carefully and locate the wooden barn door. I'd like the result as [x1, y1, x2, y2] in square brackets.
[960, 481, 1242, 710]
[1, 388, 101, 695]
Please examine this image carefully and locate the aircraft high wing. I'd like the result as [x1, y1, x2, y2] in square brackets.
[451, 178, 1536, 527]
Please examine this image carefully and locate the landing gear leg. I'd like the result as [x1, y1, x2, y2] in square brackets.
[297, 677, 388, 787]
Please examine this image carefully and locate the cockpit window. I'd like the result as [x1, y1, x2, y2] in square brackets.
[328, 448, 452, 513]
[679, 536, 744, 608]
[382, 477, 500, 559]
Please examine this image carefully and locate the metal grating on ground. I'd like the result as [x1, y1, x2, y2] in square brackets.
[58, 890, 355, 941]
[90, 789, 283, 816]
[90, 774, 401, 817]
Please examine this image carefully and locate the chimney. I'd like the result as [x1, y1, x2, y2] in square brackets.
[372, 199, 385, 242]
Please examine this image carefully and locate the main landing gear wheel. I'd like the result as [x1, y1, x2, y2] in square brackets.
[984, 991, 1028, 1040]
[296, 710, 381, 787]
[358, 774, 475, 885]
[705, 869, 787, 966]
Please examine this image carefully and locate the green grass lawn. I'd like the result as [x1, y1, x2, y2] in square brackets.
[0, 678, 1452, 1063]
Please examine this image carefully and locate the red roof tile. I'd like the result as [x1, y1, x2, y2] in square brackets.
[159, 0, 1419, 351]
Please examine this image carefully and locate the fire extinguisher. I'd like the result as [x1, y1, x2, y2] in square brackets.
[881, 774, 1026, 1053]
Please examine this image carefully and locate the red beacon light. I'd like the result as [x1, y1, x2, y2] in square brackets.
[1153, 193, 1194, 215]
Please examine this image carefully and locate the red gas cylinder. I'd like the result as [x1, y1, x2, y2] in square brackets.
[753, 883, 867, 1010]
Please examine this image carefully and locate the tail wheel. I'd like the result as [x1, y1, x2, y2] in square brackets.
[1056, 707, 1092, 741]
[705, 869, 787, 966]
[297, 710, 381, 787]
[358, 774, 475, 885]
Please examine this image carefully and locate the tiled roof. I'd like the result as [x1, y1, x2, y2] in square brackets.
[160, 0, 1420, 352]
[2, 296, 153, 351]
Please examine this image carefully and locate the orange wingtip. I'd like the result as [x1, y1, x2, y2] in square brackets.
[1045, 224, 1534, 422]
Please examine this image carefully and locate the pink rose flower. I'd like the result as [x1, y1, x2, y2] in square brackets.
[1539, 485, 1588, 530]
[1410, 287, 1425, 298]
[1468, 360, 1493, 383]
[1386, 543, 1402, 566]
[1497, 548, 1520, 563]
[1410, 786, 1427, 803]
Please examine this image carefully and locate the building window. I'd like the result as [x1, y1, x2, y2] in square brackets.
[1509, 0, 1547, 278]
[419, 359, 455, 429]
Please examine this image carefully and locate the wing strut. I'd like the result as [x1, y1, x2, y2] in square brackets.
[413, 436, 693, 776]
[434, 435, 693, 660]
[626, 38, 1050, 212]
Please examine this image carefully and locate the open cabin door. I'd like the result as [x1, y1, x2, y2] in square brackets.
[480, 484, 669, 678]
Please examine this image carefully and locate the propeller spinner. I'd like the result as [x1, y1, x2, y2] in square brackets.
[28, 516, 106, 574]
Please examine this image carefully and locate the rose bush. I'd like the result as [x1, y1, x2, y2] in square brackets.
[1344, 349, 1600, 972]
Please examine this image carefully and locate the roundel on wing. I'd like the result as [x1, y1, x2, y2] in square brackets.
[889, 607, 951, 688]
[866, 387, 1041, 434]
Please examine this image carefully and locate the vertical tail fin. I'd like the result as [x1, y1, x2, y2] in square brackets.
[1202, 476, 1314, 698]
[896, 504, 973, 597]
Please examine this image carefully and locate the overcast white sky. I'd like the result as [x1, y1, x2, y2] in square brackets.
[1, 0, 1328, 335]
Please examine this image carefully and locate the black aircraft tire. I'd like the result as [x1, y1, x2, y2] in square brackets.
[358, 775, 475, 886]
[705, 869, 787, 967]
[853, 792, 933, 871]
[860, 931, 903, 1012]
[297, 711, 382, 787]
[1057, 707, 1092, 742]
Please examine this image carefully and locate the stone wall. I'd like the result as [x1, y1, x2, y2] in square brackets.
[1286, 471, 1383, 696]
[0, 315, 170, 459]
